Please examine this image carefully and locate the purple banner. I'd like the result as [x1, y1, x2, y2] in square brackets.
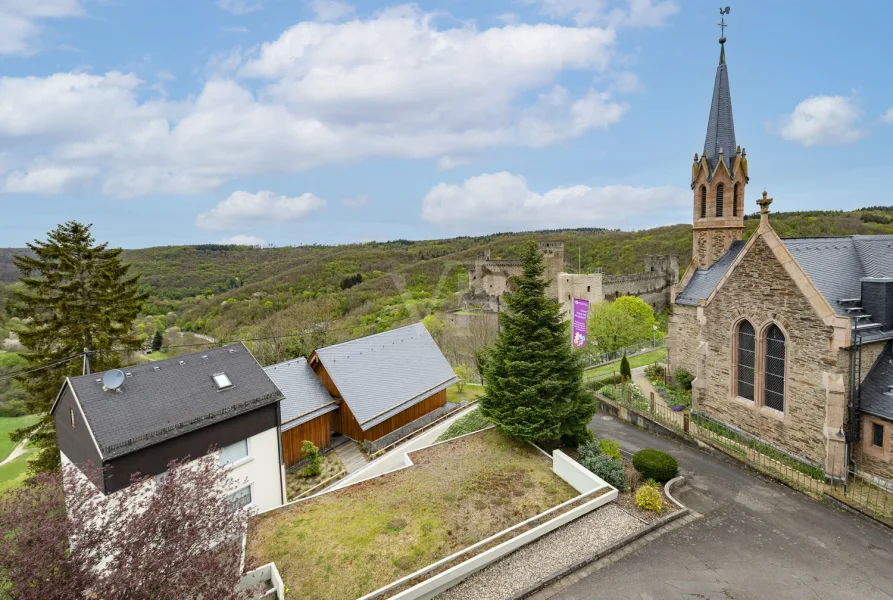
[572, 298, 589, 348]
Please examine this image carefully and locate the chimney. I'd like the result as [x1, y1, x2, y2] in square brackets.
[861, 278, 893, 331]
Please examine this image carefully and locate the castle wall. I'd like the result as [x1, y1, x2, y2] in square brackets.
[557, 273, 604, 315]
[603, 272, 675, 311]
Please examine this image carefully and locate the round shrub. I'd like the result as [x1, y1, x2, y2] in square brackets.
[631, 449, 678, 483]
[579, 452, 625, 491]
[635, 484, 663, 514]
[674, 368, 693, 390]
[598, 439, 622, 461]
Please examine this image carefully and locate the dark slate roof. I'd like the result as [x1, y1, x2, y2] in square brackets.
[703, 41, 736, 173]
[861, 343, 893, 421]
[66, 343, 283, 459]
[314, 323, 458, 430]
[264, 357, 337, 432]
[784, 235, 893, 316]
[676, 240, 746, 305]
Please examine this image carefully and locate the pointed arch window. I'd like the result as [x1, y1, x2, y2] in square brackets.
[715, 184, 724, 217]
[700, 186, 707, 218]
[736, 320, 755, 401]
[764, 325, 786, 412]
[733, 183, 740, 217]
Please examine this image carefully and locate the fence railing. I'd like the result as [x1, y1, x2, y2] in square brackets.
[596, 381, 893, 526]
[582, 338, 666, 368]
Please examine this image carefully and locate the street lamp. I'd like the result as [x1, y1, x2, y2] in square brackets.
[652, 324, 658, 347]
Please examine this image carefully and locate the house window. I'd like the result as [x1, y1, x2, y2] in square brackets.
[873, 422, 885, 448]
[700, 186, 707, 218]
[70, 408, 76, 428]
[764, 325, 786, 412]
[736, 321, 755, 401]
[213, 372, 233, 389]
[219, 439, 249, 466]
[733, 183, 740, 217]
[227, 485, 252, 509]
[715, 184, 724, 217]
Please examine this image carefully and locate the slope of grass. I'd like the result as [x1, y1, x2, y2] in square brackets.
[0, 443, 37, 492]
[0, 415, 39, 462]
[436, 408, 491, 442]
[584, 348, 667, 380]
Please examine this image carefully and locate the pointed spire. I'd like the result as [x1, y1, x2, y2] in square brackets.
[703, 37, 736, 174]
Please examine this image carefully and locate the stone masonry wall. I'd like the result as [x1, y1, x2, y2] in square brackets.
[668, 303, 700, 376]
[853, 414, 893, 485]
[698, 235, 841, 467]
[603, 271, 675, 311]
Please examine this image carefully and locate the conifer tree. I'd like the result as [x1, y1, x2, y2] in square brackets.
[620, 352, 631, 382]
[151, 330, 164, 352]
[480, 241, 596, 444]
[11, 221, 148, 474]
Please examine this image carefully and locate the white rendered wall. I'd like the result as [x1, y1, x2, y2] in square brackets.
[228, 427, 283, 513]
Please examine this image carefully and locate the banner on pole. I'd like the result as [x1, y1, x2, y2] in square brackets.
[572, 298, 589, 348]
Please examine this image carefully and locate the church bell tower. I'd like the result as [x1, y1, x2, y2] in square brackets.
[691, 14, 748, 270]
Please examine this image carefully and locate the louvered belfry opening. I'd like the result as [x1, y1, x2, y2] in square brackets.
[733, 183, 739, 216]
[715, 184, 724, 217]
[764, 325, 786, 412]
[737, 321, 755, 400]
[700, 186, 707, 218]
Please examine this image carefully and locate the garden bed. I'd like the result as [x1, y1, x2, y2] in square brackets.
[285, 452, 346, 500]
[245, 429, 580, 600]
[615, 460, 679, 524]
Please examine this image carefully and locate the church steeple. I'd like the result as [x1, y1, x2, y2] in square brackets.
[690, 9, 748, 270]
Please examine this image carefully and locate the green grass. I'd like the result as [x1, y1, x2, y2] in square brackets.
[445, 384, 484, 404]
[246, 429, 576, 600]
[583, 348, 666, 380]
[0, 443, 37, 492]
[436, 408, 491, 442]
[0, 415, 40, 462]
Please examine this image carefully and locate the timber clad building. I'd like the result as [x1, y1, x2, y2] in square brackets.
[668, 33, 893, 487]
[269, 322, 459, 468]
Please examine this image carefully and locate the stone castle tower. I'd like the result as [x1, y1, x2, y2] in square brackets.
[691, 34, 749, 269]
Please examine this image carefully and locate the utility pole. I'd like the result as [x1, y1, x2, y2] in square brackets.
[496, 295, 501, 334]
[578, 247, 581, 273]
[82, 347, 91, 375]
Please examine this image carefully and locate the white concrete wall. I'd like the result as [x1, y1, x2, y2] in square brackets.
[552, 449, 610, 493]
[228, 427, 283, 513]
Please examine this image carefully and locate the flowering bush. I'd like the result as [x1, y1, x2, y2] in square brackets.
[636, 484, 664, 514]
[598, 439, 622, 461]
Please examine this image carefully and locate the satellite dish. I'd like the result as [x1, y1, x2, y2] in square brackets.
[103, 369, 126, 391]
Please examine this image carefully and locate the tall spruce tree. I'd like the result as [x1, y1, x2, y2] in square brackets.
[11, 221, 148, 474]
[479, 241, 596, 444]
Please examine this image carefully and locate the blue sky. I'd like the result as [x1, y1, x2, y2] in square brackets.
[0, 0, 891, 249]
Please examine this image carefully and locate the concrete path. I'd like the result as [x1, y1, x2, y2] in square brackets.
[536, 411, 893, 600]
[0, 437, 28, 467]
[329, 402, 480, 491]
[629, 365, 686, 429]
[331, 439, 368, 474]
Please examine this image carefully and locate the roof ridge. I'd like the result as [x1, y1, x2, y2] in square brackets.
[316, 322, 424, 354]
[69, 342, 244, 382]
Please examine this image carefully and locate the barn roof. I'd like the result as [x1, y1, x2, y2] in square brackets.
[264, 357, 337, 432]
[62, 343, 282, 460]
[313, 323, 458, 430]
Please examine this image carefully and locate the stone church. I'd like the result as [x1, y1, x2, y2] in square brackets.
[668, 34, 893, 486]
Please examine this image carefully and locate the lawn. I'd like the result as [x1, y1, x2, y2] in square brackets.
[583, 348, 667, 380]
[0, 415, 40, 462]
[246, 429, 577, 600]
[445, 384, 483, 404]
[436, 408, 491, 442]
[0, 442, 38, 492]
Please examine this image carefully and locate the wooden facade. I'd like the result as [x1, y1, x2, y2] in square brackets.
[281, 413, 331, 468]
[308, 353, 448, 443]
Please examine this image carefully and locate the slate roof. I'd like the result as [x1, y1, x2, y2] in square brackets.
[860, 343, 893, 422]
[677, 235, 893, 313]
[264, 357, 337, 432]
[313, 323, 458, 430]
[703, 41, 736, 173]
[64, 343, 283, 460]
[676, 240, 746, 305]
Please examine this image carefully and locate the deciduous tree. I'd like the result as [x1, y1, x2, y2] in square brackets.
[586, 296, 659, 354]
[11, 221, 148, 474]
[480, 242, 596, 445]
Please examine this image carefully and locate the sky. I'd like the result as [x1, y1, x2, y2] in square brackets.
[0, 0, 891, 249]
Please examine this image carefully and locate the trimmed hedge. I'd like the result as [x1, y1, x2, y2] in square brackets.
[631, 449, 678, 483]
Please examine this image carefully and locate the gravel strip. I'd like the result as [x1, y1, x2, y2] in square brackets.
[364, 402, 461, 452]
[436, 503, 644, 600]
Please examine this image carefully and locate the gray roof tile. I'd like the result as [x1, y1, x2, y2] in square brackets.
[315, 323, 458, 430]
[861, 343, 893, 421]
[676, 240, 746, 305]
[703, 42, 736, 173]
[264, 357, 337, 432]
[66, 343, 282, 459]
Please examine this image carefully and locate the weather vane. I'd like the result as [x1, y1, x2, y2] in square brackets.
[718, 6, 730, 41]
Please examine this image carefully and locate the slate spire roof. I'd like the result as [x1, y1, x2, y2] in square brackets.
[703, 39, 736, 172]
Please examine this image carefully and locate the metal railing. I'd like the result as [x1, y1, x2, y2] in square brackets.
[582, 338, 666, 369]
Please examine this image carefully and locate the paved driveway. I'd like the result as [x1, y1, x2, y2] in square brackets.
[548, 412, 893, 600]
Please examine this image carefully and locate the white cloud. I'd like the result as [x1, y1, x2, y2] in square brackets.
[217, 0, 262, 15]
[882, 108, 893, 125]
[531, 0, 678, 28]
[196, 190, 325, 231]
[780, 95, 864, 146]
[421, 172, 688, 230]
[221, 234, 266, 246]
[0, 7, 631, 197]
[309, 0, 354, 22]
[341, 194, 368, 208]
[4, 164, 98, 194]
[0, 0, 84, 55]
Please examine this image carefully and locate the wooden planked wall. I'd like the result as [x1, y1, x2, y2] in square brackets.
[340, 389, 448, 442]
[281, 413, 331, 468]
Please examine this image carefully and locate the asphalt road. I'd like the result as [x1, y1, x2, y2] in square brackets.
[553, 411, 893, 600]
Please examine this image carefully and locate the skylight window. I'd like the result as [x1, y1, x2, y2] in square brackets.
[213, 373, 233, 390]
